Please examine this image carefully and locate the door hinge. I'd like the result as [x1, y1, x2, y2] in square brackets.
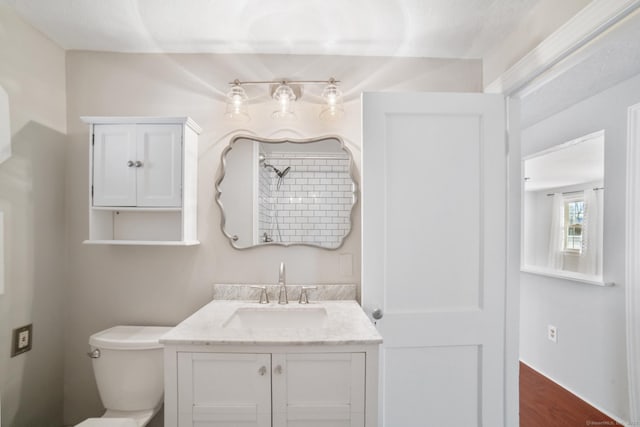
[91, 185, 94, 197]
[92, 134, 95, 146]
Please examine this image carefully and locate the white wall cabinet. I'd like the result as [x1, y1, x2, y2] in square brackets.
[82, 117, 200, 245]
[170, 348, 369, 427]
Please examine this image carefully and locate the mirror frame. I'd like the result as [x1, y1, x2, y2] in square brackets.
[215, 134, 359, 250]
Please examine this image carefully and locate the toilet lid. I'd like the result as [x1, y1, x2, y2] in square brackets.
[75, 418, 137, 427]
[89, 325, 172, 350]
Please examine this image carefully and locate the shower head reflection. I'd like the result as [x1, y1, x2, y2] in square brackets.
[264, 163, 290, 178]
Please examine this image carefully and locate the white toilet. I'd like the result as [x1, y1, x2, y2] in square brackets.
[75, 325, 172, 427]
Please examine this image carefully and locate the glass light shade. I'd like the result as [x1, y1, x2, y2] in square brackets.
[319, 83, 344, 121]
[224, 85, 250, 121]
[271, 84, 296, 119]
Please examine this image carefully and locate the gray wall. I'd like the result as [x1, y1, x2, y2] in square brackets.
[0, 5, 67, 426]
[520, 72, 640, 422]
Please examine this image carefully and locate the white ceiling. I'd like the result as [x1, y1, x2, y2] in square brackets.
[524, 133, 604, 192]
[2, 0, 543, 58]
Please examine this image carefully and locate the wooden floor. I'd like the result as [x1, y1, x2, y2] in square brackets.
[520, 362, 620, 426]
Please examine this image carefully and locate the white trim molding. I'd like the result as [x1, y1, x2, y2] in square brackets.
[626, 102, 640, 424]
[485, 0, 640, 95]
[521, 266, 613, 287]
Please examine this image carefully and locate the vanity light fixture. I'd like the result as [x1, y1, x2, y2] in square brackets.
[319, 78, 344, 121]
[270, 82, 299, 119]
[224, 80, 250, 121]
[224, 78, 343, 121]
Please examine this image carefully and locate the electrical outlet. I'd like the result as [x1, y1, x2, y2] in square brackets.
[11, 324, 33, 357]
[547, 324, 558, 343]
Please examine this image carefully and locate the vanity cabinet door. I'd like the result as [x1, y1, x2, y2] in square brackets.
[177, 352, 272, 427]
[272, 353, 365, 427]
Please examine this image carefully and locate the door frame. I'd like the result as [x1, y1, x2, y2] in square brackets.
[485, 0, 640, 95]
[489, 3, 640, 426]
[625, 102, 640, 424]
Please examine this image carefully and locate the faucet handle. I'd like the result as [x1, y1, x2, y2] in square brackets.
[298, 286, 317, 304]
[278, 285, 288, 305]
[250, 285, 269, 304]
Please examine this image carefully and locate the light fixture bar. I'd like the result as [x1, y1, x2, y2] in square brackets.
[229, 78, 340, 86]
[222, 77, 344, 121]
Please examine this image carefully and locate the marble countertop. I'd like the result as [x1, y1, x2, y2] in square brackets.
[160, 300, 383, 346]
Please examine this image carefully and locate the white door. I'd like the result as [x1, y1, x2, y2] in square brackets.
[136, 124, 183, 207]
[177, 352, 272, 427]
[362, 92, 507, 427]
[92, 124, 137, 206]
[272, 353, 365, 427]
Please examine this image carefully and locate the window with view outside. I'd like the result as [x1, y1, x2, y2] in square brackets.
[565, 199, 584, 252]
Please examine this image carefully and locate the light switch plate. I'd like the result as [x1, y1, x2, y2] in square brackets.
[11, 324, 32, 357]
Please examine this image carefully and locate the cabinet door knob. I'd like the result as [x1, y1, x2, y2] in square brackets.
[274, 365, 283, 375]
[134, 160, 143, 168]
[127, 160, 135, 167]
[372, 308, 383, 320]
[258, 366, 267, 376]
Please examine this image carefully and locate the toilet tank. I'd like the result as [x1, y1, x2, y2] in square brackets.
[89, 326, 172, 412]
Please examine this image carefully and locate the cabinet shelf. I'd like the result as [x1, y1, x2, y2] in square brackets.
[90, 206, 183, 212]
[83, 239, 200, 246]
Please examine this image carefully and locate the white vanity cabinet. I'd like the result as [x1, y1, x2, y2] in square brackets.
[170, 347, 369, 427]
[81, 117, 200, 245]
[162, 300, 382, 427]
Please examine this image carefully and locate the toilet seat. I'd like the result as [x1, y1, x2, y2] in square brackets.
[74, 418, 137, 427]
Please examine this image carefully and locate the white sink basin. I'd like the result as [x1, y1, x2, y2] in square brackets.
[223, 306, 328, 329]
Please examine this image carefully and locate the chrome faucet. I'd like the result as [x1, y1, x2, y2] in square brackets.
[278, 261, 288, 304]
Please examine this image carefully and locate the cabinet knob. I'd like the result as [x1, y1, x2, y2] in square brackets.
[127, 160, 135, 167]
[258, 366, 267, 376]
[134, 160, 143, 168]
[274, 365, 283, 375]
[372, 308, 384, 320]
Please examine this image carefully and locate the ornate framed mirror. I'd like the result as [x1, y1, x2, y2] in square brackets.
[215, 135, 358, 250]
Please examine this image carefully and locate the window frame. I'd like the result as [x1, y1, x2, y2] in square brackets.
[563, 194, 584, 254]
